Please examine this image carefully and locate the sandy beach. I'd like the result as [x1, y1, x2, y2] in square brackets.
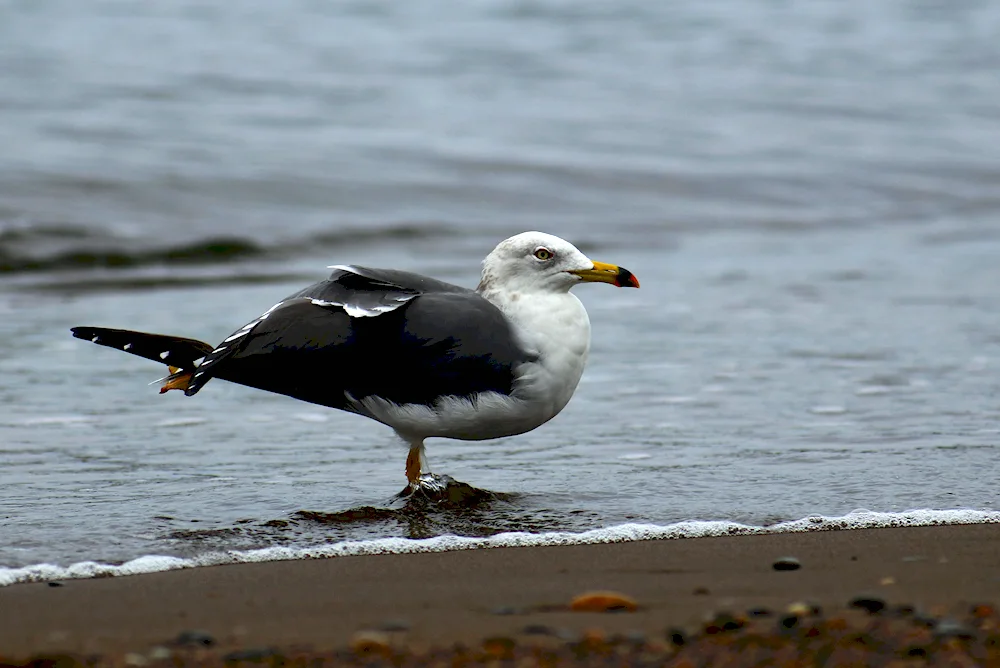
[1, 522, 998, 664]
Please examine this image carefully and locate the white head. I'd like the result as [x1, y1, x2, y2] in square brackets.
[478, 231, 639, 294]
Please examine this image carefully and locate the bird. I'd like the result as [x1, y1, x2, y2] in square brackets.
[70, 231, 639, 493]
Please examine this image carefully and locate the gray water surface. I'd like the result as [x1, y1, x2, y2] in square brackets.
[1, 1, 999, 568]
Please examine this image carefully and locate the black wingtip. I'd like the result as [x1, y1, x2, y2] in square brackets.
[69, 327, 215, 372]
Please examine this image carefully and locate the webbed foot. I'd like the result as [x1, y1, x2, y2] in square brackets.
[394, 472, 455, 501]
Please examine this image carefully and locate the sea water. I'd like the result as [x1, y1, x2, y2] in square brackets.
[2, 1, 999, 583]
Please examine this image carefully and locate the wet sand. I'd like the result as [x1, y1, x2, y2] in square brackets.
[1, 523, 998, 664]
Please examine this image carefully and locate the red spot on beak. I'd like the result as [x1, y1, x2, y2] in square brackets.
[616, 267, 640, 288]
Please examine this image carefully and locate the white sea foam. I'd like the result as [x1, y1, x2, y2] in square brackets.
[2, 509, 997, 587]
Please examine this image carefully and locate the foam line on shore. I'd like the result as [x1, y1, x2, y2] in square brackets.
[3, 508, 997, 587]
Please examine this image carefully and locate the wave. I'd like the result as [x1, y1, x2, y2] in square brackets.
[2, 508, 996, 587]
[0, 222, 455, 275]
[1, 236, 264, 273]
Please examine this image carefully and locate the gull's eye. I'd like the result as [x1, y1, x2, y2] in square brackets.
[533, 247, 554, 261]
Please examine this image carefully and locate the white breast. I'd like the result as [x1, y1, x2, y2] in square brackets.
[495, 291, 592, 422]
[353, 291, 591, 443]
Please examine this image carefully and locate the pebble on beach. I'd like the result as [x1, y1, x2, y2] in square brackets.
[569, 591, 638, 613]
[378, 619, 411, 632]
[848, 595, 887, 615]
[480, 636, 516, 660]
[172, 630, 215, 648]
[350, 631, 391, 656]
[521, 624, 555, 636]
[772, 557, 801, 571]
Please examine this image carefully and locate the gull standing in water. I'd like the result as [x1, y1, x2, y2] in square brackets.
[72, 232, 639, 493]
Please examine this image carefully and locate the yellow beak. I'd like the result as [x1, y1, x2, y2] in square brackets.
[568, 261, 640, 288]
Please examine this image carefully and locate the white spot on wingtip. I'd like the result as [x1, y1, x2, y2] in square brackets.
[259, 301, 284, 319]
[91, 336, 99, 343]
[193, 357, 205, 366]
[159, 351, 170, 360]
[124, 343, 132, 351]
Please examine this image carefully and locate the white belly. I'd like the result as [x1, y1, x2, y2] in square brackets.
[353, 291, 592, 443]
[354, 387, 553, 441]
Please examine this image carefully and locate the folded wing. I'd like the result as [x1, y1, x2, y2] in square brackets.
[185, 266, 532, 409]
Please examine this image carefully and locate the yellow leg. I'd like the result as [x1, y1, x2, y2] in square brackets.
[405, 445, 422, 486]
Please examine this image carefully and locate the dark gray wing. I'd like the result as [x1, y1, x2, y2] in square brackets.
[186, 267, 533, 408]
[285, 265, 469, 317]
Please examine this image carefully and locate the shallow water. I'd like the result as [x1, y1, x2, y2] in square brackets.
[2, 1, 1000, 573]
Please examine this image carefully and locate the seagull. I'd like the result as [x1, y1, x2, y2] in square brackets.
[71, 232, 639, 492]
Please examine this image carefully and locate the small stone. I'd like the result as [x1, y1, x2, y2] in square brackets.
[173, 630, 215, 647]
[772, 557, 801, 571]
[787, 601, 822, 617]
[378, 619, 410, 632]
[692, 586, 710, 595]
[704, 612, 745, 634]
[933, 618, 976, 641]
[47, 581, 65, 588]
[748, 607, 772, 617]
[779, 614, 800, 630]
[521, 624, 554, 636]
[971, 603, 995, 618]
[481, 636, 516, 660]
[350, 631, 391, 656]
[879, 576, 896, 586]
[148, 647, 172, 660]
[666, 628, 686, 646]
[848, 595, 886, 615]
[787, 602, 808, 616]
[569, 591, 638, 613]
[491, 606, 518, 616]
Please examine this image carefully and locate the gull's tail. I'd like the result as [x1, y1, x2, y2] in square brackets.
[70, 326, 214, 394]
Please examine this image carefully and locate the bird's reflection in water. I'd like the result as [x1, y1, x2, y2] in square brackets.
[164, 484, 599, 552]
